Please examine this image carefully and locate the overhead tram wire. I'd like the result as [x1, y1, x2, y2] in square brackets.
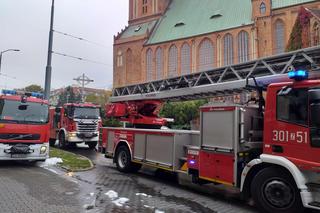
[53, 30, 110, 49]
[52, 51, 112, 67]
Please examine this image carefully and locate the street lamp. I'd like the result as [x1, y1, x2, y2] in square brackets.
[0, 49, 20, 75]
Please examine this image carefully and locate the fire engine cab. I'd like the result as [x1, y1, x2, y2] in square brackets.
[100, 47, 320, 213]
[0, 90, 49, 161]
[49, 103, 101, 149]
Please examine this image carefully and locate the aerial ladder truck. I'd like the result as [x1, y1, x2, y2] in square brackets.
[100, 46, 320, 213]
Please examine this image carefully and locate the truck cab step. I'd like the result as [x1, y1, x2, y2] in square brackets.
[309, 202, 320, 208]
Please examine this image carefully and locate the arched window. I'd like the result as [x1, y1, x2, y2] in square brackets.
[238, 31, 249, 63]
[117, 50, 123, 67]
[155, 47, 163, 80]
[223, 34, 233, 66]
[312, 22, 320, 46]
[260, 2, 266, 15]
[181, 43, 191, 75]
[274, 19, 285, 54]
[168, 45, 178, 77]
[126, 49, 133, 81]
[198, 39, 214, 71]
[146, 49, 153, 81]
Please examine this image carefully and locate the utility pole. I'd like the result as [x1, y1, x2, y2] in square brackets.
[44, 0, 55, 101]
[73, 73, 94, 102]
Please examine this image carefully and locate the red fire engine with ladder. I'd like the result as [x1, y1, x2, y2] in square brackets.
[100, 46, 320, 213]
[0, 90, 50, 161]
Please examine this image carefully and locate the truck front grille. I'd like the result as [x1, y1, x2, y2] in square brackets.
[77, 123, 98, 133]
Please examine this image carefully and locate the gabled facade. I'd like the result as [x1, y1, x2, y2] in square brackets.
[113, 0, 320, 88]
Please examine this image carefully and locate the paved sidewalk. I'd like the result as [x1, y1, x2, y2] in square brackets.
[0, 162, 81, 213]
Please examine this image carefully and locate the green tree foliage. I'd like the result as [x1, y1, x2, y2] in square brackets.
[24, 84, 43, 93]
[160, 99, 208, 129]
[57, 86, 82, 106]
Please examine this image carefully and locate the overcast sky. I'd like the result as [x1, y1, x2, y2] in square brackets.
[0, 0, 128, 91]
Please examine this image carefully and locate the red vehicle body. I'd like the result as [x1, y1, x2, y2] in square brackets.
[100, 71, 320, 213]
[0, 91, 50, 161]
[49, 103, 101, 149]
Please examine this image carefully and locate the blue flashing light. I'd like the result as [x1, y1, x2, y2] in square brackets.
[189, 159, 196, 165]
[31, 92, 44, 99]
[2, 90, 17, 95]
[288, 70, 308, 81]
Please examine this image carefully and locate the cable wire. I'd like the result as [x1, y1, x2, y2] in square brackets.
[52, 51, 112, 67]
[53, 30, 110, 49]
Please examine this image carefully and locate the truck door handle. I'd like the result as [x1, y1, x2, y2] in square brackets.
[272, 145, 283, 153]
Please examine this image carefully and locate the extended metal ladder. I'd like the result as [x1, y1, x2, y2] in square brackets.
[111, 46, 320, 103]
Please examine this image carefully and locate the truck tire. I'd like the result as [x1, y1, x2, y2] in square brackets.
[58, 132, 67, 149]
[49, 139, 56, 146]
[251, 167, 304, 213]
[115, 145, 135, 173]
[88, 142, 97, 150]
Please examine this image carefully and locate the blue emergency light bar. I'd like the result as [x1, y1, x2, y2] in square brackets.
[2, 90, 44, 99]
[288, 70, 308, 81]
[30, 92, 44, 99]
[2, 90, 17, 95]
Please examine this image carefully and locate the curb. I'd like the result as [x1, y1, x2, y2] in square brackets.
[51, 148, 95, 172]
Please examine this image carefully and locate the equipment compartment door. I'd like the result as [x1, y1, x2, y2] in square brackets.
[146, 135, 174, 166]
[199, 150, 234, 185]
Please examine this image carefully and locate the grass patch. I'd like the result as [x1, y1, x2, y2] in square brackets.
[49, 147, 92, 171]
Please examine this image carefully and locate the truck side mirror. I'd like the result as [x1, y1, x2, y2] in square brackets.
[309, 89, 320, 103]
[309, 89, 320, 127]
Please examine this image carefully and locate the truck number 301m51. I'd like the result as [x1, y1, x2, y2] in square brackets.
[272, 130, 308, 143]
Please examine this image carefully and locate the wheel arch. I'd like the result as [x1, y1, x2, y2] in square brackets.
[58, 128, 67, 137]
[241, 154, 308, 200]
[113, 140, 133, 163]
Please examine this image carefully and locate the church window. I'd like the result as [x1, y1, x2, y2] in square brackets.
[238, 31, 249, 63]
[168, 45, 178, 77]
[274, 19, 285, 54]
[223, 34, 234, 66]
[198, 39, 214, 71]
[146, 48, 153, 81]
[181, 43, 191, 75]
[260, 2, 266, 15]
[156, 47, 163, 80]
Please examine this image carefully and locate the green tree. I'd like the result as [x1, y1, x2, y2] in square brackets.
[160, 99, 208, 129]
[24, 84, 43, 93]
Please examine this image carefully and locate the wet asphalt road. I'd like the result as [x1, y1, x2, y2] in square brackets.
[70, 144, 259, 213]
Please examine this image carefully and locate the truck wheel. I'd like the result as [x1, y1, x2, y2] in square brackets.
[251, 167, 304, 213]
[49, 139, 56, 146]
[115, 146, 134, 173]
[88, 142, 97, 150]
[58, 133, 67, 149]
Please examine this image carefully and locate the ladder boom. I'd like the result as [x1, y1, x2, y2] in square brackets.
[111, 46, 320, 103]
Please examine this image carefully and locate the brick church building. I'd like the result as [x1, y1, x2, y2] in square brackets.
[113, 0, 320, 88]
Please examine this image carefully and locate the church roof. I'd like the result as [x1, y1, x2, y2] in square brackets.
[120, 20, 158, 39]
[146, 0, 253, 45]
[272, 0, 317, 9]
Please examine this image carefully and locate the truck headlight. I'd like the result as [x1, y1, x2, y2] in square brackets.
[40, 146, 47, 154]
[69, 133, 77, 137]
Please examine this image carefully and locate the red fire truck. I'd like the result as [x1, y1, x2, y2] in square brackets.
[49, 103, 101, 149]
[99, 47, 320, 213]
[0, 90, 50, 161]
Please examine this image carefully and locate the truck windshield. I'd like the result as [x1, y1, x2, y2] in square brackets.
[73, 107, 100, 119]
[0, 99, 49, 124]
